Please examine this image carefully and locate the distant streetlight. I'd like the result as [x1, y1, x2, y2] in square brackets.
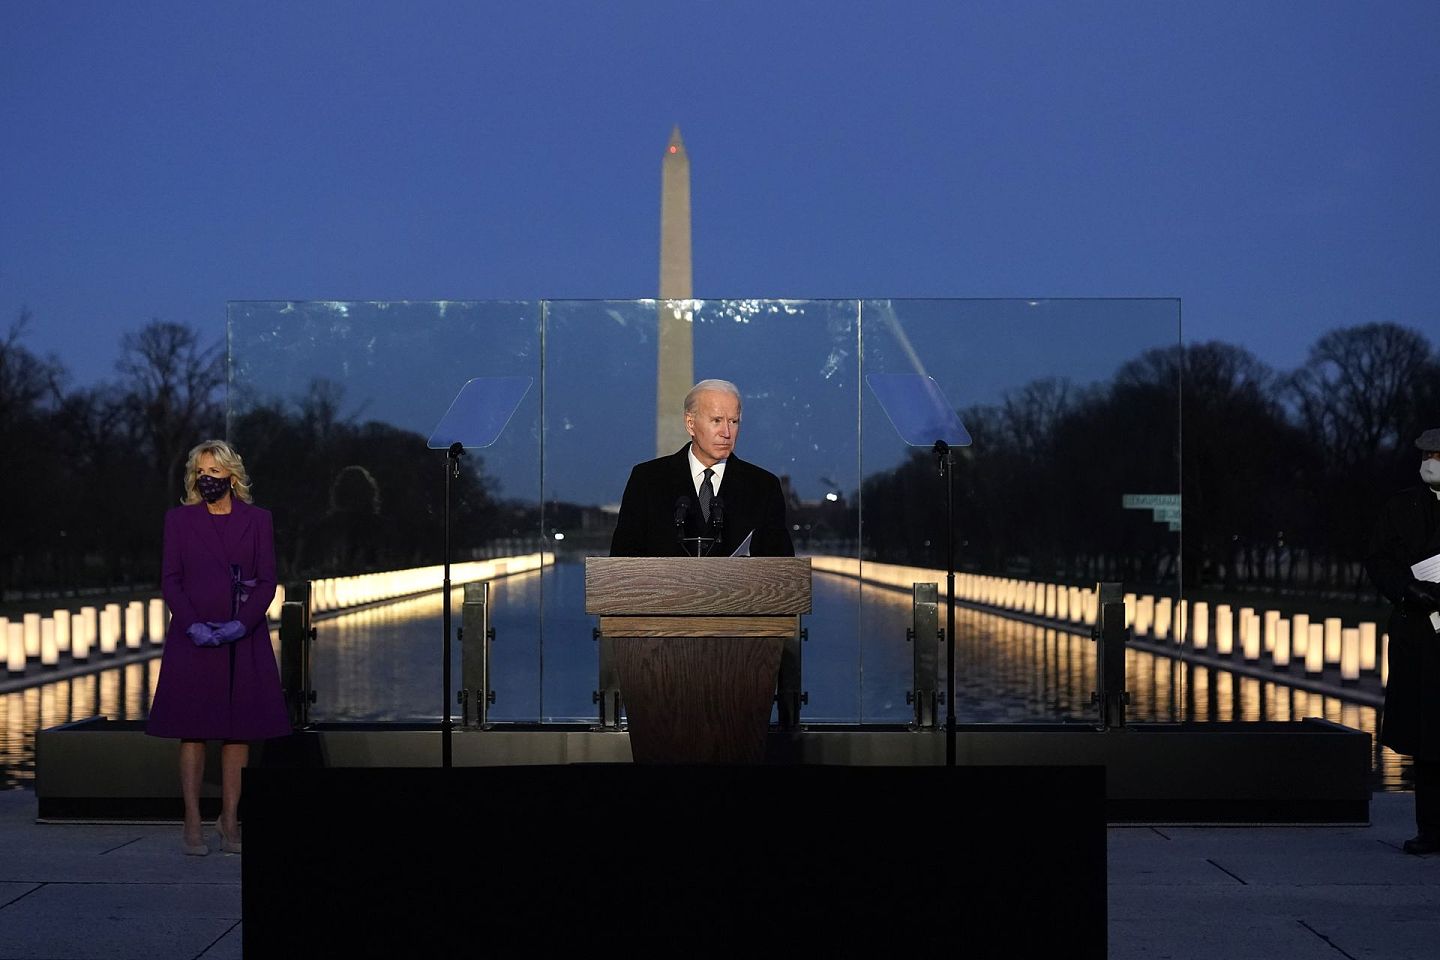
[553, 532, 565, 541]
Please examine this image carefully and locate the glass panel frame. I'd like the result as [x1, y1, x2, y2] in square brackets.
[227, 297, 1181, 727]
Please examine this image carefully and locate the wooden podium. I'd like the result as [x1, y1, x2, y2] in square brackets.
[585, 557, 811, 763]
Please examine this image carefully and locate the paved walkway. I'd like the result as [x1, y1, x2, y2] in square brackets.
[0, 788, 1436, 959]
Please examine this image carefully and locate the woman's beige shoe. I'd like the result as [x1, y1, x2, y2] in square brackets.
[215, 820, 243, 855]
[182, 829, 209, 856]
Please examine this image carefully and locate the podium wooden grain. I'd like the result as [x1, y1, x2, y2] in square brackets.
[585, 557, 811, 763]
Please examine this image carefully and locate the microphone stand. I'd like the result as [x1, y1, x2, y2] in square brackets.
[935, 440, 956, 767]
[442, 441, 462, 769]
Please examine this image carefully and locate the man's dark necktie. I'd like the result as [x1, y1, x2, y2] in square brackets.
[699, 468, 715, 522]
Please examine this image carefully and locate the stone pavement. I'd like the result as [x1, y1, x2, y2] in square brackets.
[0, 787, 1436, 959]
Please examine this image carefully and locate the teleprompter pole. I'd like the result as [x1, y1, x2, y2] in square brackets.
[935, 441, 956, 766]
[443, 441, 463, 769]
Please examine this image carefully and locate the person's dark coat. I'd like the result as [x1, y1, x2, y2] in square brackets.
[146, 497, 291, 740]
[1365, 484, 1440, 760]
[610, 444, 794, 558]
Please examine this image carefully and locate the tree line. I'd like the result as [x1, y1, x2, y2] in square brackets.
[2, 314, 1435, 601]
[858, 323, 1440, 598]
[0, 315, 503, 599]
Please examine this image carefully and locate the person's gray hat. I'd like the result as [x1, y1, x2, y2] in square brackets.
[1417, 428, 1440, 452]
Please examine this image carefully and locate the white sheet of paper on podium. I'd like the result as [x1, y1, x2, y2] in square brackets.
[865, 373, 972, 447]
[427, 376, 533, 449]
[730, 530, 754, 557]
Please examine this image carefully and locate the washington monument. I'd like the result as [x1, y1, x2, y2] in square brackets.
[656, 125, 695, 456]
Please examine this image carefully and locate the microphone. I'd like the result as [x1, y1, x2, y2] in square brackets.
[673, 496, 689, 536]
[709, 496, 725, 553]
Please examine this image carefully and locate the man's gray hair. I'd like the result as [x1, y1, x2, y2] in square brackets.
[684, 379, 742, 415]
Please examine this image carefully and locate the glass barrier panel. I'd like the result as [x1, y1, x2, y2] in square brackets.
[857, 299, 1182, 723]
[227, 298, 1181, 728]
[227, 300, 544, 722]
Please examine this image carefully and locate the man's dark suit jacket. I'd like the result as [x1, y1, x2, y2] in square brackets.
[610, 444, 795, 557]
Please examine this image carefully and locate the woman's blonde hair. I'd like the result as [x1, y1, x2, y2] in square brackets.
[181, 440, 254, 505]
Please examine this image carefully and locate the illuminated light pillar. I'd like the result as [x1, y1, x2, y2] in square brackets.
[1192, 601, 1209, 649]
[1340, 627, 1360, 682]
[1215, 604, 1233, 655]
[1263, 610, 1279, 654]
[1242, 610, 1261, 661]
[100, 603, 120, 655]
[1056, 586, 1069, 620]
[76, 607, 97, 661]
[1071, 587, 1084, 623]
[1123, 593, 1137, 629]
[148, 599, 166, 644]
[40, 618, 58, 667]
[1083, 590, 1096, 626]
[1274, 618, 1291, 667]
[1305, 623, 1325, 675]
[54, 609, 71, 653]
[1137, 595, 1156, 637]
[125, 602, 144, 650]
[1173, 600, 1186, 646]
[1292, 614, 1310, 658]
[1324, 617, 1341, 664]
[1382, 633, 1389, 687]
[656, 125, 695, 457]
[1359, 622, 1377, 673]
[23, 613, 40, 658]
[4, 620, 20, 673]
[1154, 597, 1171, 640]
[1044, 584, 1057, 619]
[267, 584, 285, 622]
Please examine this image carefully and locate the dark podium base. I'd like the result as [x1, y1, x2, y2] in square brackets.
[243, 764, 1105, 955]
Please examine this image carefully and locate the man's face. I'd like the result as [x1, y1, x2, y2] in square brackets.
[685, 390, 741, 467]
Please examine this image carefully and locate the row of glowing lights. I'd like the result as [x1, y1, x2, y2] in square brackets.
[0, 628, 1393, 783]
[810, 557, 1389, 686]
[2, 554, 554, 675]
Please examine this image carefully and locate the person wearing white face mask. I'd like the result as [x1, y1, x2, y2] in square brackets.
[1366, 427, 1440, 855]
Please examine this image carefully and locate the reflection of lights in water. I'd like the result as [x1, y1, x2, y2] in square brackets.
[0, 572, 1408, 790]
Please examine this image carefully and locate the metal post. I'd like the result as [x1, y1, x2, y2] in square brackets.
[459, 581, 494, 727]
[594, 625, 622, 729]
[935, 442, 957, 765]
[1091, 581, 1130, 730]
[776, 616, 806, 730]
[443, 442, 462, 768]
[278, 580, 315, 729]
[907, 582, 940, 729]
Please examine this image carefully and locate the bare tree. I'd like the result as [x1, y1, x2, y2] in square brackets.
[116, 320, 225, 508]
[1286, 323, 1433, 467]
[0, 309, 63, 427]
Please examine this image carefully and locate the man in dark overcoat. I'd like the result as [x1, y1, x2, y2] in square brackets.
[1365, 427, 1440, 854]
[611, 379, 794, 558]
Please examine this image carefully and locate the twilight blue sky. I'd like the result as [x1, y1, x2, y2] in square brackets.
[2, 0, 1438, 390]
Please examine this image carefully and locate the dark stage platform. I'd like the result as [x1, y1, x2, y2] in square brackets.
[241, 763, 1108, 955]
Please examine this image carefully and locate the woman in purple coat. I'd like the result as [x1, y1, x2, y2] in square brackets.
[146, 440, 290, 855]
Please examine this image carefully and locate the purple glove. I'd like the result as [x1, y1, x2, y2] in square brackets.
[187, 622, 220, 647]
[206, 620, 248, 644]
